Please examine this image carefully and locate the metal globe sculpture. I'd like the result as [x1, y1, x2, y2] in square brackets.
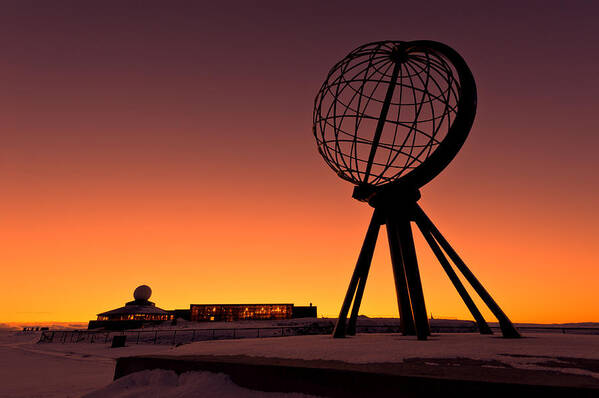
[313, 40, 476, 199]
[313, 40, 520, 340]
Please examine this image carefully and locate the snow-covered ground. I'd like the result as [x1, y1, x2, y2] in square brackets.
[0, 331, 114, 397]
[2, 326, 599, 397]
[0, 330, 316, 397]
[168, 333, 599, 378]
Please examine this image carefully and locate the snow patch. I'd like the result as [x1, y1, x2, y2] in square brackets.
[83, 369, 318, 398]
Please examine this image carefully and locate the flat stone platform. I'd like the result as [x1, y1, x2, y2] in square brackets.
[114, 333, 599, 397]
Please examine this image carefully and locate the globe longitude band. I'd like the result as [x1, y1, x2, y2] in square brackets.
[312, 40, 520, 340]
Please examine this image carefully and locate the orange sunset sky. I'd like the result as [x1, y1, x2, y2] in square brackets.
[1, 1, 598, 324]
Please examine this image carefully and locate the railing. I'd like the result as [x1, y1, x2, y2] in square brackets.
[38, 324, 333, 345]
[38, 324, 599, 346]
[492, 325, 599, 334]
[356, 324, 599, 335]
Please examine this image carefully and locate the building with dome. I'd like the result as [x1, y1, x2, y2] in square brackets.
[88, 285, 317, 330]
[88, 285, 173, 330]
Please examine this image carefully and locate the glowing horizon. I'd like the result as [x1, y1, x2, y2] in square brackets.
[1, 2, 598, 325]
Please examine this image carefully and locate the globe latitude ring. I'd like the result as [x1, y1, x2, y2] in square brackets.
[313, 40, 477, 200]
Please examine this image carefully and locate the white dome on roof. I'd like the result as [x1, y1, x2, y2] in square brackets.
[133, 285, 152, 301]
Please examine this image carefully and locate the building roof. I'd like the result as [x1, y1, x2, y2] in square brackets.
[97, 285, 170, 316]
[97, 303, 170, 316]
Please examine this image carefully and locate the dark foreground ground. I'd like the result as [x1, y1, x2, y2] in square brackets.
[115, 353, 599, 398]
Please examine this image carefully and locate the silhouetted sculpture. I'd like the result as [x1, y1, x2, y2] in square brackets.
[312, 40, 520, 340]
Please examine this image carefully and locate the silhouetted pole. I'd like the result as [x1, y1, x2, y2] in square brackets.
[347, 262, 371, 336]
[414, 204, 521, 338]
[386, 214, 416, 336]
[346, 211, 383, 336]
[394, 213, 430, 340]
[333, 210, 381, 338]
[336, 53, 402, 336]
[416, 224, 493, 335]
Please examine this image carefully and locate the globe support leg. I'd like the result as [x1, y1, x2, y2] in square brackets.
[414, 204, 521, 338]
[393, 213, 430, 340]
[333, 210, 381, 338]
[346, 262, 370, 336]
[347, 211, 383, 335]
[386, 214, 416, 336]
[416, 224, 493, 335]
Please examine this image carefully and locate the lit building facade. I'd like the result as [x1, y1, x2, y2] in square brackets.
[96, 313, 172, 321]
[190, 304, 293, 322]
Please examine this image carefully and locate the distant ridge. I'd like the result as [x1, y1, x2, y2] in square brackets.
[0, 322, 87, 330]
